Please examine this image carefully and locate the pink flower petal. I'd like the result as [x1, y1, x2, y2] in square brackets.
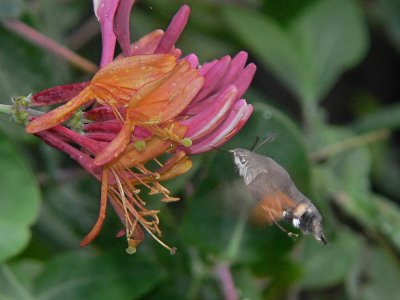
[84, 120, 122, 133]
[193, 55, 231, 101]
[84, 106, 126, 121]
[35, 130, 100, 179]
[85, 133, 116, 142]
[183, 53, 199, 69]
[184, 100, 253, 154]
[199, 60, 218, 75]
[95, 0, 120, 67]
[31, 82, 90, 106]
[114, 0, 136, 57]
[218, 51, 248, 88]
[181, 86, 237, 140]
[51, 125, 105, 154]
[155, 5, 190, 54]
[234, 63, 256, 98]
[130, 30, 164, 55]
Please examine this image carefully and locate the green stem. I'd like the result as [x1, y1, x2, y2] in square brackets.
[0, 265, 35, 300]
[310, 129, 390, 161]
[225, 211, 247, 262]
[0, 103, 13, 115]
[1, 20, 98, 73]
[187, 247, 205, 300]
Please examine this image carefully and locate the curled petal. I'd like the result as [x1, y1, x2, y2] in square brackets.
[184, 100, 253, 154]
[183, 54, 199, 69]
[118, 122, 187, 168]
[218, 51, 248, 88]
[155, 5, 190, 54]
[80, 167, 110, 246]
[26, 88, 93, 133]
[193, 55, 231, 101]
[181, 86, 238, 140]
[130, 30, 164, 55]
[114, 0, 136, 57]
[123, 60, 203, 121]
[199, 60, 218, 75]
[92, 54, 177, 104]
[95, 0, 120, 67]
[234, 63, 257, 99]
[93, 119, 135, 166]
[158, 155, 192, 181]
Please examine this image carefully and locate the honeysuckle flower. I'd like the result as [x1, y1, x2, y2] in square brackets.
[33, 122, 190, 253]
[24, 3, 256, 253]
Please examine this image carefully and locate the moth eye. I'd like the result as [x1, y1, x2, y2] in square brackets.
[239, 155, 248, 165]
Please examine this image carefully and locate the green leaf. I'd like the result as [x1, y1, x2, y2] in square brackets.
[349, 248, 400, 300]
[324, 145, 400, 252]
[352, 103, 400, 133]
[223, 0, 368, 103]
[0, 132, 41, 263]
[300, 228, 362, 288]
[0, 260, 43, 300]
[233, 267, 263, 300]
[373, 194, 400, 251]
[0, 0, 24, 19]
[369, 0, 400, 52]
[35, 250, 165, 300]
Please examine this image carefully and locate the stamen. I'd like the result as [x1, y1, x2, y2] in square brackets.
[134, 140, 146, 151]
[181, 137, 192, 147]
[139, 221, 177, 255]
[153, 157, 163, 167]
[110, 168, 133, 241]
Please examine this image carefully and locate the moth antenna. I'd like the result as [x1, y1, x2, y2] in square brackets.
[254, 132, 277, 152]
[249, 136, 260, 151]
[261, 205, 298, 241]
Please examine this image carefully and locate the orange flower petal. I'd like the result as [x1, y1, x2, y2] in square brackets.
[26, 87, 93, 133]
[118, 122, 187, 168]
[130, 61, 204, 122]
[91, 54, 176, 104]
[93, 119, 135, 166]
[80, 167, 110, 246]
[158, 156, 192, 181]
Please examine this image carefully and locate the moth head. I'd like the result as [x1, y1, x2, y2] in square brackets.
[230, 148, 252, 176]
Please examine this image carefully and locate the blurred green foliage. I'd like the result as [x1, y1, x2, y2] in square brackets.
[1, 0, 400, 299]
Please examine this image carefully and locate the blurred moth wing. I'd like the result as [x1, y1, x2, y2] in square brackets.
[231, 148, 327, 245]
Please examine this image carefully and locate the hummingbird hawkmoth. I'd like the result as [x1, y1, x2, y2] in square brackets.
[230, 136, 327, 245]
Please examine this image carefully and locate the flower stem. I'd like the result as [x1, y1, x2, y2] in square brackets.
[1, 19, 98, 73]
[0, 103, 43, 118]
[215, 263, 237, 300]
[225, 211, 246, 261]
[0, 103, 13, 115]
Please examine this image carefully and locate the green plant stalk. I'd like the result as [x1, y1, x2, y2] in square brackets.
[0, 104, 13, 115]
[0, 265, 35, 300]
[225, 211, 247, 262]
[1, 19, 98, 73]
[310, 129, 390, 161]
